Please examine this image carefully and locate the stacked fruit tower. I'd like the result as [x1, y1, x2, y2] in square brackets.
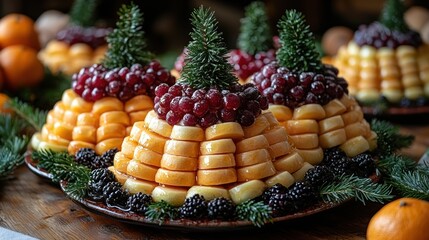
[38, 0, 111, 75]
[333, 0, 429, 106]
[110, 7, 312, 207]
[228, 1, 276, 84]
[252, 11, 377, 164]
[31, 4, 175, 155]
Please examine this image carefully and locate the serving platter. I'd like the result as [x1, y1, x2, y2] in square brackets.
[60, 181, 344, 232]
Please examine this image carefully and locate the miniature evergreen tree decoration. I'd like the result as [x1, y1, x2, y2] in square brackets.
[276, 10, 322, 73]
[102, 3, 154, 69]
[380, 0, 409, 33]
[237, 1, 271, 55]
[181, 6, 238, 89]
[70, 0, 99, 27]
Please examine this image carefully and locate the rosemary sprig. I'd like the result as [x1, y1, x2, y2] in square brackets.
[6, 98, 47, 132]
[236, 200, 272, 227]
[370, 119, 414, 157]
[32, 149, 91, 200]
[320, 174, 394, 205]
[145, 201, 178, 225]
[377, 155, 429, 200]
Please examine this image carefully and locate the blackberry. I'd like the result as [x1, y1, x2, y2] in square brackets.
[350, 153, 376, 178]
[179, 194, 207, 220]
[97, 148, 118, 168]
[267, 193, 292, 217]
[102, 182, 129, 208]
[304, 165, 334, 188]
[262, 183, 288, 204]
[288, 181, 317, 210]
[127, 192, 153, 214]
[75, 148, 97, 168]
[322, 147, 351, 175]
[207, 197, 235, 220]
[87, 168, 115, 200]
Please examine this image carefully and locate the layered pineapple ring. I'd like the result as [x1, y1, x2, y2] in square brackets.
[111, 111, 309, 206]
[270, 94, 377, 162]
[32, 89, 154, 155]
[39, 40, 107, 75]
[334, 42, 429, 103]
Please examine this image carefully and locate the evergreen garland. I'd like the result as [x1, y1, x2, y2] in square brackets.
[180, 7, 238, 89]
[276, 10, 322, 73]
[102, 3, 154, 69]
[236, 200, 272, 227]
[237, 1, 272, 55]
[7, 98, 47, 132]
[380, 0, 409, 33]
[70, 0, 98, 27]
[145, 201, 178, 225]
[370, 119, 414, 157]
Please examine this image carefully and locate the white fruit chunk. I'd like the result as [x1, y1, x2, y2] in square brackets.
[123, 178, 157, 194]
[229, 180, 266, 204]
[152, 186, 188, 207]
[186, 186, 230, 201]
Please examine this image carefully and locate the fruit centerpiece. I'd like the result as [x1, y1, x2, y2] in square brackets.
[333, 0, 429, 109]
[31, 3, 175, 155]
[228, 1, 276, 83]
[38, 0, 111, 75]
[252, 10, 376, 165]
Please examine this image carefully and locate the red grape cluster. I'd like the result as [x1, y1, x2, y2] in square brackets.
[354, 22, 422, 49]
[72, 62, 176, 102]
[154, 83, 269, 128]
[56, 26, 112, 49]
[252, 62, 348, 108]
[228, 49, 276, 80]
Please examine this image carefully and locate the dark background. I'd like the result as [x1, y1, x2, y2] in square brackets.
[2, 0, 429, 57]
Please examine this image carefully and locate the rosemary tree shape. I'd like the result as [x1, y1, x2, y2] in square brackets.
[380, 0, 409, 33]
[181, 6, 238, 89]
[276, 10, 322, 72]
[70, 0, 98, 27]
[237, 1, 272, 55]
[103, 3, 154, 69]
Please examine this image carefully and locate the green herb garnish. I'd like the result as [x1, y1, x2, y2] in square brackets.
[236, 200, 272, 227]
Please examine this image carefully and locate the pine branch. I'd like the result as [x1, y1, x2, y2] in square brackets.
[320, 174, 394, 205]
[7, 98, 47, 132]
[0, 114, 27, 140]
[237, 1, 272, 55]
[380, 0, 409, 32]
[32, 149, 91, 199]
[377, 155, 429, 200]
[0, 148, 25, 179]
[145, 201, 178, 225]
[276, 10, 322, 72]
[235, 200, 272, 227]
[70, 0, 98, 27]
[102, 3, 154, 69]
[181, 6, 238, 89]
[371, 119, 414, 156]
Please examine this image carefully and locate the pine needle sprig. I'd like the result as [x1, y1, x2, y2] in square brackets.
[181, 6, 238, 89]
[0, 114, 27, 140]
[370, 119, 414, 157]
[103, 3, 154, 69]
[235, 200, 272, 227]
[276, 10, 322, 73]
[145, 201, 178, 225]
[377, 155, 429, 200]
[70, 0, 98, 27]
[0, 148, 25, 179]
[320, 174, 394, 205]
[380, 0, 409, 33]
[6, 98, 47, 132]
[237, 1, 272, 55]
[32, 149, 91, 200]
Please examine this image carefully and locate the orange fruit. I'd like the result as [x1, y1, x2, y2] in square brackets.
[0, 13, 40, 50]
[367, 198, 429, 240]
[0, 45, 44, 90]
[0, 93, 12, 114]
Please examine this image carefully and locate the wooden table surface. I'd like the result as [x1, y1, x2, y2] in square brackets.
[0, 123, 428, 240]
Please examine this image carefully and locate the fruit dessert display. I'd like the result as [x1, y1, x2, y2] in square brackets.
[31, 4, 175, 155]
[38, 0, 111, 75]
[171, 1, 276, 83]
[333, 0, 429, 108]
[228, 1, 276, 84]
[108, 6, 307, 209]
[252, 10, 377, 165]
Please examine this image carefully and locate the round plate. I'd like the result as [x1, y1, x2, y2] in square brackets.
[60, 181, 343, 232]
[24, 151, 53, 180]
[362, 105, 429, 123]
